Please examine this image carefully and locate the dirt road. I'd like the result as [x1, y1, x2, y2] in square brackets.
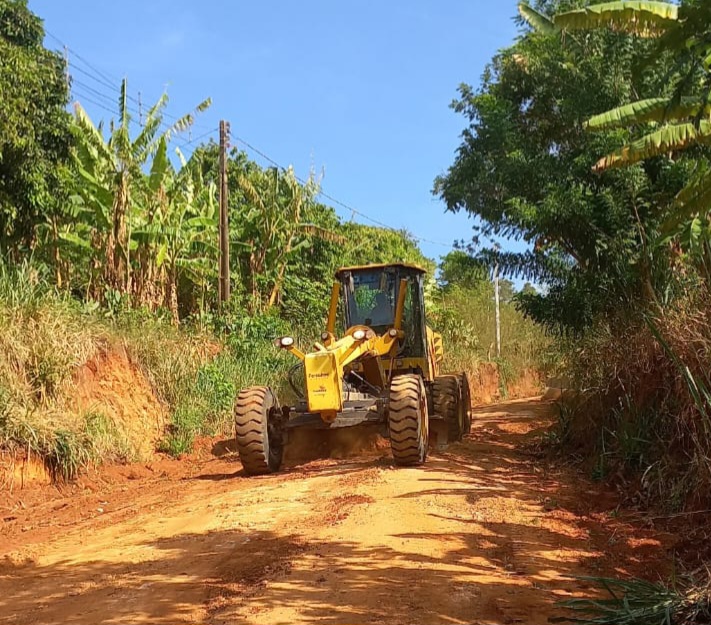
[0, 399, 669, 625]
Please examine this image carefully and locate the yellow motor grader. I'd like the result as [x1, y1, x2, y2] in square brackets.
[234, 263, 471, 475]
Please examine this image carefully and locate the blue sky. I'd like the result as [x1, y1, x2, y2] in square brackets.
[29, 0, 522, 265]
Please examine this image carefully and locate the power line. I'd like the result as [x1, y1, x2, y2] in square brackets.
[70, 91, 127, 120]
[66, 60, 119, 93]
[177, 128, 216, 149]
[47, 31, 210, 137]
[235, 136, 452, 249]
[46, 30, 451, 250]
[72, 78, 136, 112]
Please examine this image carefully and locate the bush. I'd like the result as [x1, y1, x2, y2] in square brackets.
[429, 282, 550, 385]
[557, 282, 711, 510]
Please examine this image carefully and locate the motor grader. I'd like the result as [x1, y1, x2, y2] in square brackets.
[234, 263, 472, 476]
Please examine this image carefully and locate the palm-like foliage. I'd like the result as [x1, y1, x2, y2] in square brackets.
[70, 79, 210, 303]
[132, 144, 218, 322]
[552, 1, 711, 225]
[554, 2, 678, 37]
[518, 3, 558, 35]
[234, 166, 344, 310]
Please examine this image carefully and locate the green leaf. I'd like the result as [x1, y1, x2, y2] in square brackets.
[184, 216, 217, 228]
[585, 97, 707, 130]
[661, 171, 711, 233]
[518, 3, 558, 35]
[156, 242, 168, 267]
[149, 136, 170, 193]
[58, 232, 92, 250]
[554, 2, 678, 37]
[593, 121, 711, 170]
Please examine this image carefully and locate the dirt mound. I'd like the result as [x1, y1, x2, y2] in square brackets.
[470, 362, 501, 404]
[0, 452, 52, 490]
[283, 424, 390, 466]
[71, 346, 166, 461]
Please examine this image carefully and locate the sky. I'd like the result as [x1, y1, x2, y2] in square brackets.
[29, 0, 523, 266]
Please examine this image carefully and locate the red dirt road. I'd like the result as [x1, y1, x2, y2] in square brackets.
[0, 399, 671, 624]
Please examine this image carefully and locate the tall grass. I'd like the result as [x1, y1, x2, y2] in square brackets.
[122, 318, 292, 456]
[558, 282, 711, 509]
[432, 283, 550, 390]
[0, 260, 293, 477]
[556, 574, 711, 625]
[0, 261, 104, 478]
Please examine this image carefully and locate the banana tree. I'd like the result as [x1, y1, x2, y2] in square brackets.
[550, 1, 711, 222]
[70, 79, 211, 301]
[235, 166, 344, 310]
[133, 146, 219, 324]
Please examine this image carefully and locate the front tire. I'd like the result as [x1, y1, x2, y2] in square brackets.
[234, 386, 283, 476]
[388, 374, 429, 465]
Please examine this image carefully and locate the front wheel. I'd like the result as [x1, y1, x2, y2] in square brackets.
[234, 386, 283, 476]
[388, 374, 429, 465]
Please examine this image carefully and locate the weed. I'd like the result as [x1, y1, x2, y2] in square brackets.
[556, 574, 711, 625]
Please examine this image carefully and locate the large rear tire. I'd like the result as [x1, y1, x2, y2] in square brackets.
[388, 374, 429, 465]
[234, 386, 283, 476]
[459, 372, 472, 436]
[433, 375, 463, 442]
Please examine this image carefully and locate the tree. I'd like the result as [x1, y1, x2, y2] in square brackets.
[434, 0, 688, 332]
[338, 224, 434, 273]
[235, 166, 341, 311]
[132, 144, 218, 323]
[553, 1, 711, 238]
[438, 250, 487, 290]
[0, 0, 71, 256]
[70, 80, 210, 300]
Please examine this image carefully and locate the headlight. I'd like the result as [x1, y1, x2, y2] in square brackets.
[321, 332, 330, 341]
[353, 329, 366, 341]
[389, 328, 399, 338]
[280, 336, 295, 347]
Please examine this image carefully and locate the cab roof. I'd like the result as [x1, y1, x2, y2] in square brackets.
[335, 262, 427, 278]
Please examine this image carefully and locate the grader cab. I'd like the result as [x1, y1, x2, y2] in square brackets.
[234, 263, 472, 475]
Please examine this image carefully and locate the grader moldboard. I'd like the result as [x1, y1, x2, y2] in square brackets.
[234, 263, 472, 476]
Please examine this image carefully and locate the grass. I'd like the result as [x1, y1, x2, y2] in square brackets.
[0, 261, 292, 477]
[553, 281, 711, 510]
[432, 282, 551, 393]
[555, 574, 711, 625]
[117, 311, 293, 456]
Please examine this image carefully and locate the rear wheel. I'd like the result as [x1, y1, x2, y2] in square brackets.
[388, 374, 429, 465]
[234, 386, 283, 476]
[433, 375, 463, 442]
[459, 372, 472, 436]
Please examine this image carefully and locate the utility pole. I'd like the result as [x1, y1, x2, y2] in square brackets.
[218, 121, 231, 306]
[494, 262, 501, 358]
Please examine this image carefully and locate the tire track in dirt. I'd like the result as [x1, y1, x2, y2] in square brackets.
[0, 399, 672, 625]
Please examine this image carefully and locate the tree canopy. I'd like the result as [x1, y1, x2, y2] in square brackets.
[0, 0, 72, 254]
[435, 0, 698, 331]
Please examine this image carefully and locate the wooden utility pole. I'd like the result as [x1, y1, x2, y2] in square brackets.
[494, 262, 501, 358]
[218, 120, 231, 305]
